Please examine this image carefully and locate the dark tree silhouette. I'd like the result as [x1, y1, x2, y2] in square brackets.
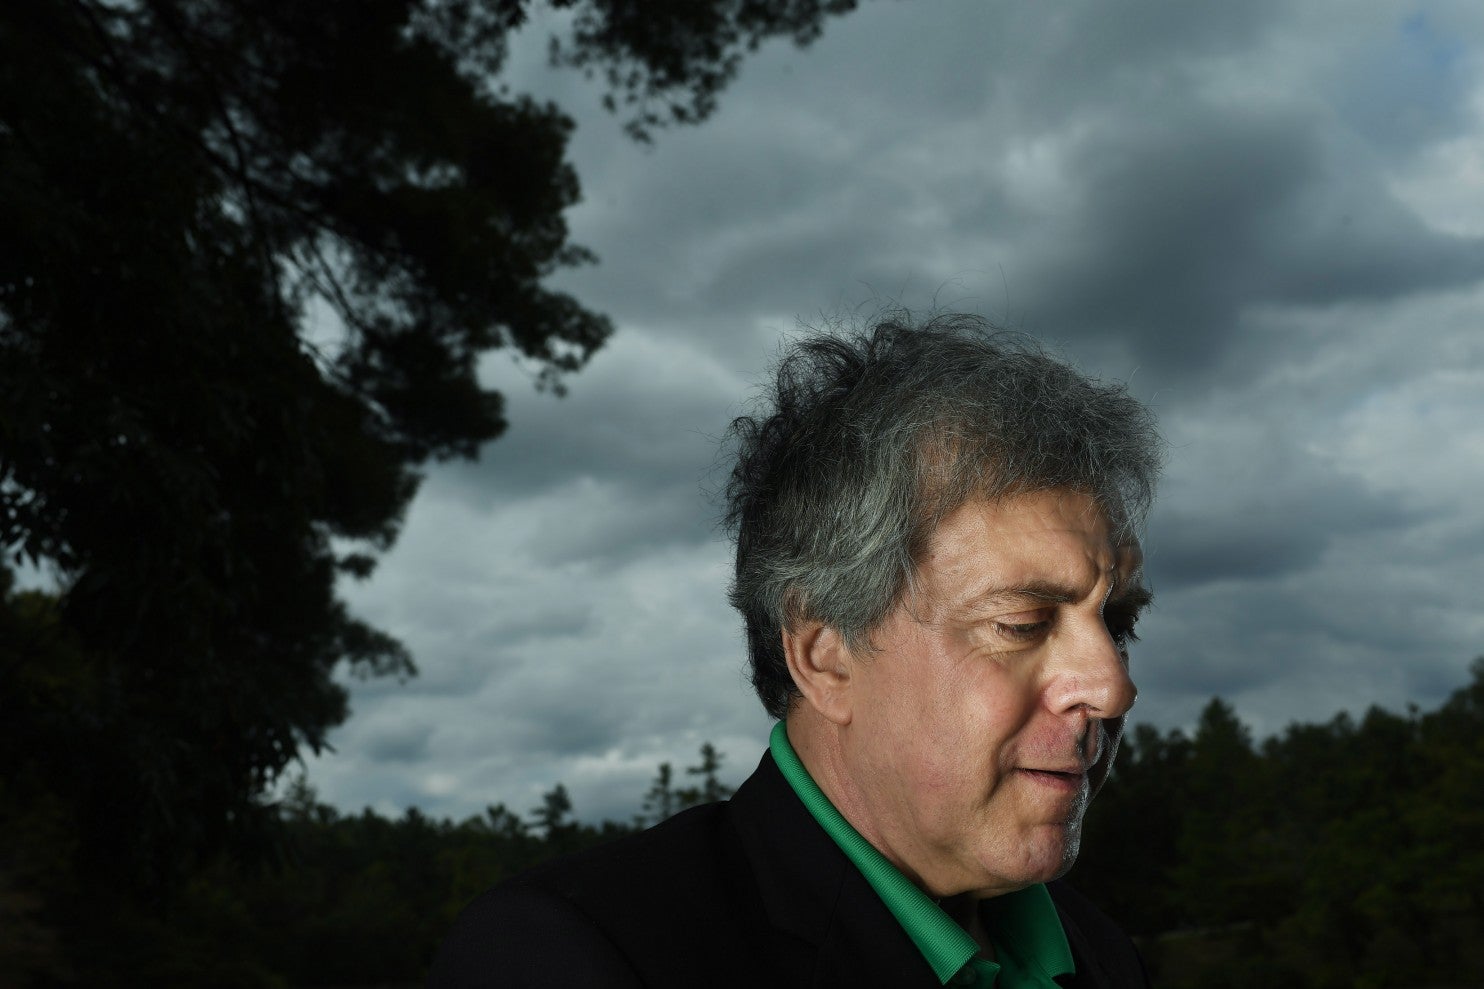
[531, 783, 574, 840]
[0, 2, 863, 983]
[642, 761, 679, 824]
[680, 740, 734, 807]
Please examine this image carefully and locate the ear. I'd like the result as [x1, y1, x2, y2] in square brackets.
[782, 620, 855, 726]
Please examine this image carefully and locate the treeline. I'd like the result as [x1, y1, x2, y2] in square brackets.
[1073, 658, 1484, 988]
[7, 661, 1483, 987]
[1, 713, 734, 988]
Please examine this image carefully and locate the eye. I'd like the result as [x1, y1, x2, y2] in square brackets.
[994, 611, 1053, 643]
[1103, 608, 1141, 650]
[996, 621, 1049, 641]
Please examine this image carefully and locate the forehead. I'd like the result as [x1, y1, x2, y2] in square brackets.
[916, 490, 1141, 606]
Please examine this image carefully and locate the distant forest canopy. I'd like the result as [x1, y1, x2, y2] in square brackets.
[6, 640, 1481, 987]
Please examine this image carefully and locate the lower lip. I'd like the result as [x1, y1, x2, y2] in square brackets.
[1017, 769, 1086, 794]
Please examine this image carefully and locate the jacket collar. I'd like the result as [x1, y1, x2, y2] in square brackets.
[728, 750, 946, 986]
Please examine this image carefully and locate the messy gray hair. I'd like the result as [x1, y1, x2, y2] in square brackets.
[723, 312, 1163, 719]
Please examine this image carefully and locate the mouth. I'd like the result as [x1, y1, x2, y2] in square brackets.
[1017, 768, 1088, 793]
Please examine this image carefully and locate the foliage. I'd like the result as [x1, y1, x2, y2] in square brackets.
[0, 1, 861, 984]
[642, 761, 680, 824]
[219, 743, 733, 988]
[684, 740, 735, 805]
[1073, 658, 1484, 989]
[638, 740, 735, 826]
[550, 0, 861, 139]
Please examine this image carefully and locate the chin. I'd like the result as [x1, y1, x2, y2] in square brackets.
[1018, 822, 1083, 885]
[1054, 834, 1081, 879]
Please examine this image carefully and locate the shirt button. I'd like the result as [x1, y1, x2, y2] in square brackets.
[952, 968, 978, 986]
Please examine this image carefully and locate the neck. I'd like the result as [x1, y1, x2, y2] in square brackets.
[785, 707, 935, 894]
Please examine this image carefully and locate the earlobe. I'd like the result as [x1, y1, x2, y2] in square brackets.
[781, 621, 854, 726]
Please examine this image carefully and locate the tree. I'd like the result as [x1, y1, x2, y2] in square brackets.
[530, 783, 574, 839]
[0, 1, 863, 981]
[642, 762, 678, 824]
[642, 743, 734, 823]
[680, 741, 734, 807]
[1168, 698, 1275, 928]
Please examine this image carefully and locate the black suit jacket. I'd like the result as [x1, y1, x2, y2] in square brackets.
[430, 752, 1150, 987]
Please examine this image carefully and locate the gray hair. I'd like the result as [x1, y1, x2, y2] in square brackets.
[723, 312, 1163, 719]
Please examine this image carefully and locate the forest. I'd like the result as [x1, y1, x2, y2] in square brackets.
[5, 568, 1481, 989]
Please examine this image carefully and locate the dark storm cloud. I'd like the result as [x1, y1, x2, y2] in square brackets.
[496, 604, 598, 647]
[1017, 105, 1484, 376]
[1404, 657, 1482, 701]
[435, 336, 743, 563]
[1068, 0, 1283, 62]
[1002, 0, 1286, 126]
[523, 482, 713, 568]
[446, 372, 719, 503]
[542, 3, 1484, 391]
[1138, 639, 1281, 699]
[1134, 500, 1484, 737]
[1148, 477, 1419, 589]
[550, 134, 947, 332]
[503, 696, 630, 757]
[364, 723, 434, 764]
[1149, 521, 1327, 588]
[304, 1, 1484, 822]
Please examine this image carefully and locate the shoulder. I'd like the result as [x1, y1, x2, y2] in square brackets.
[427, 880, 644, 988]
[429, 802, 762, 988]
[514, 799, 756, 922]
[1046, 880, 1152, 989]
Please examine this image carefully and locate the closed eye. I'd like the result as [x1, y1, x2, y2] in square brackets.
[995, 612, 1053, 643]
[1103, 604, 1145, 650]
[998, 621, 1050, 641]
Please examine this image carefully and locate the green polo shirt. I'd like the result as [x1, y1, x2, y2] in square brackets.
[770, 722, 1075, 988]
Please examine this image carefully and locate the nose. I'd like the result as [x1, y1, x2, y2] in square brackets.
[1046, 621, 1138, 723]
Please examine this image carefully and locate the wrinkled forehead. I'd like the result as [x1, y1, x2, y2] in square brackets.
[915, 441, 1138, 534]
[923, 478, 1136, 541]
[911, 488, 1144, 602]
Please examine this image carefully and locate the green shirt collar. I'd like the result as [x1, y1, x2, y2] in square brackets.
[770, 721, 1076, 987]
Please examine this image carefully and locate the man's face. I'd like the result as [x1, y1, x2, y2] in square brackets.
[837, 488, 1145, 898]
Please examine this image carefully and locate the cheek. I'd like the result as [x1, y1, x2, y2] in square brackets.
[959, 676, 1051, 773]
[909, 700, 1008, 786]
[865, 633, 1037, 767]
[959, 661, 1039, 719]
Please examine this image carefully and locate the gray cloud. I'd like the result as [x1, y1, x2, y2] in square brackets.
[1016, 106, 1483, 377]
[304, 1, 1484, 823]
[364, 723, 434, 764]
[1147, 477, 1419, 589]
[494, 603, 598, 647]
[1329, 12, 1477, 152]
[542, 3, 1484, 390]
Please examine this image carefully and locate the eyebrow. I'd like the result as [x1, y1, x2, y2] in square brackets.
[953, 580, 1084, 620]
[961, 573, 1153, 613]
[974, 580, 1080, 608]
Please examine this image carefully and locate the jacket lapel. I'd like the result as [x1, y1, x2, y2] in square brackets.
[727, 752, 943, 987]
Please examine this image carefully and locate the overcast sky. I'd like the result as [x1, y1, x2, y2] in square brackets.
[302, 0, 1484, 825]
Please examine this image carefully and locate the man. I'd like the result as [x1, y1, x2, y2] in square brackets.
[430, 314, 1161, 987]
